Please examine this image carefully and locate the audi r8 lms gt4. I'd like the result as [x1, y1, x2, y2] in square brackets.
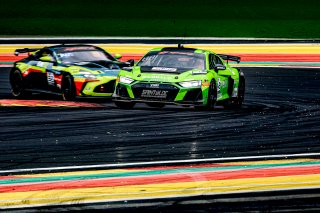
[10, 44, 133, 101]
[113, 45, 245, 109]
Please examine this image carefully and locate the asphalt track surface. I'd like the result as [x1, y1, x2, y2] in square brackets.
[0, 67, 320, 212]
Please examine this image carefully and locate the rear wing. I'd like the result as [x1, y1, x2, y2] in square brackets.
[217, 54, 241, 64]
[14, 48, 41, 56]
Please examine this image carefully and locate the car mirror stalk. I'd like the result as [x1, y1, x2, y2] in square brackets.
[127, 59, 135, 66]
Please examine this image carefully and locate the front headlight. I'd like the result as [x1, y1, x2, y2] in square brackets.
[83, 74, 97, 80]
[79, 71, 97, 80]
[119, 76, 134, 84]
[179, 80, 201, 88]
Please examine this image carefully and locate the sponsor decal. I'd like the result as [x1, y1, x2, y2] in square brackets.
[145, 75, 173, 81]
[58, 53, 74, 58]
[141, 90, 168, 99]
[150, 84, 160, 88]
[47, 72, 55, 85]
[217, 78, 222, 99]
[159, 51, 195, 56]
[61, 46, 96, 52]
[151, 67, 177, 72]
[141, 55, 158, 62]
[217, 78, 221, 91]
[192, 70, 207, 75]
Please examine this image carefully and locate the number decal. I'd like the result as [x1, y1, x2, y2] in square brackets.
[47, 72, 55, 85]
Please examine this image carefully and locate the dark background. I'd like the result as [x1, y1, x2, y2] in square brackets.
[1, 0, 320, 38]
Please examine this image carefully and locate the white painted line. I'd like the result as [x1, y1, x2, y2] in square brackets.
[0, 36, 304, 40]
[0, 152, 319, 174]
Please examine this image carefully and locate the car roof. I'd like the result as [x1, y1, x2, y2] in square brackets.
[47, 44, 100, 51]
[150, 46, 210, 54]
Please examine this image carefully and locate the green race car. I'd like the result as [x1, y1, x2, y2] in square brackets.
[113, 45, 245, 109]
[10, 44, 133, 101]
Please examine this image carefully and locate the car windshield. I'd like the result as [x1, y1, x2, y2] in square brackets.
[56, 50, 113, 63]
[137, 51, 206, 70]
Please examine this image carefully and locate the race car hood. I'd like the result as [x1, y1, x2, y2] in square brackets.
[69, 61, 124, 77]
[71, 60, 129, 69]
[121, 66, 208, 83]
[140, 66, 191, 74]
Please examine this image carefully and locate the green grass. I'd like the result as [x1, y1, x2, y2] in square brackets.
[1, 0, 320, 38]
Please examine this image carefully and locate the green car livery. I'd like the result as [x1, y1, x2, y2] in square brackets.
[10, 44, 132, 101]
[113, 45, 245, 109]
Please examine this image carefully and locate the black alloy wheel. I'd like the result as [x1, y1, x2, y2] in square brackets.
[62, 74, 76, 101]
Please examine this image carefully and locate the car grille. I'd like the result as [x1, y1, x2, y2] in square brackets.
[94, 80, 116, 93]
[132, 83, 179, 101]
[116, 84, 130, 97]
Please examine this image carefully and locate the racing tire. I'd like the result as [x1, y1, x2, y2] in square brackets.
[195, 80, 217, 110]
[62, 74, 76, 101]
[146, 103, 165, 108]
[224, 76, 245, 109]
[114, 101, 136, 109]
[9, 69, 32, 99]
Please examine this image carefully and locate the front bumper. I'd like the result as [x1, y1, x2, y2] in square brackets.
[75, 78, 116, 97]
[113, 82, 204, 106]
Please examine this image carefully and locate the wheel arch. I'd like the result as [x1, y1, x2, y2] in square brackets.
[61, 72, 77, 100]
[10, 67, 25, 83]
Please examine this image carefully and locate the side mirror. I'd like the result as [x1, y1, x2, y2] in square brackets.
[214, 64, 226, 71]
[122, 67, 133, 71]
[39, 56, 55, 62]
[114, 53, 122, 59]
[127, 59, 135, 66]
